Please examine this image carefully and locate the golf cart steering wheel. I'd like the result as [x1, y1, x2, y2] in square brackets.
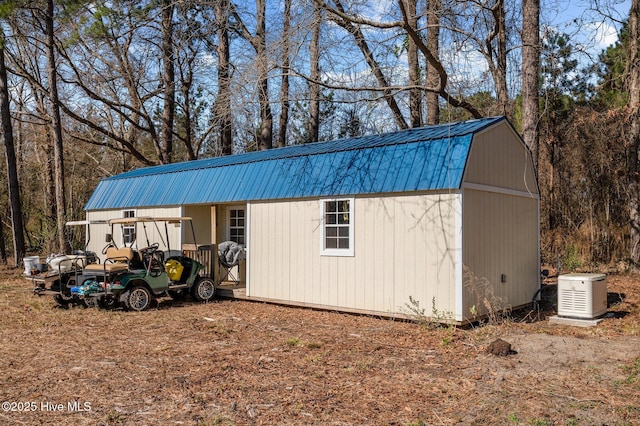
[139, 242, 160, 255]
[140, 243, 163, 276]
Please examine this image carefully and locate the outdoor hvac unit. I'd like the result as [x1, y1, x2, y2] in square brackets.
[557, 273, 607, 319]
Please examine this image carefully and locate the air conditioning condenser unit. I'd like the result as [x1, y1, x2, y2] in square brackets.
[557, 273, 607, 319]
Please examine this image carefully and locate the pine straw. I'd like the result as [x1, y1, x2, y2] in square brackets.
[0, 267, 639, 425]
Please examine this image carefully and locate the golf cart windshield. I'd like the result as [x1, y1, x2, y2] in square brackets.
[106, 216, 196, 254]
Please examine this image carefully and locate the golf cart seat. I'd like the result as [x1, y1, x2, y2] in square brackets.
[84, 247, 136, 274]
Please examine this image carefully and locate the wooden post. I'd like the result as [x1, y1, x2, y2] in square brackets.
[211, 205, 218, 281]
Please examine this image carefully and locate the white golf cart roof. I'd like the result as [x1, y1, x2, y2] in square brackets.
[65, 219, 108, 226]
[107, 216, 192, 225]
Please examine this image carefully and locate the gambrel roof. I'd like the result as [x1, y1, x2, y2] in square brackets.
[85, 116, 509, 210]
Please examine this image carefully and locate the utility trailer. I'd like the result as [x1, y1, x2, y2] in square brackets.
[30, 220, 102, 307]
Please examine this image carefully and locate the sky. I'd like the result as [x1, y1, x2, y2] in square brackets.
[371, 0, 630, 91]
[547, 0, 630, 50]
[441, 0, 632, 97]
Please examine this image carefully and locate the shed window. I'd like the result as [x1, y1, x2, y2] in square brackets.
[229, 208, 245, 245]
[122, 210, 136, 246]
[321, 198, 354, 256]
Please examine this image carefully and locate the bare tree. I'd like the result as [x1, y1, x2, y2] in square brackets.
[443, 0, 511, 115]
[426, 0, 441, 125]
[491, 0, 509, 115]
[216, 1, 233, 155]
[0, 27, 26, 266]
[44, 0, 70, 254]
[316, 0, 481, 121]
[522, 0, 540, 168]
[174, 3, 199, 160]
[397, 0, 482, 118]
[160, 0, 175, 164]
[6, 9, 58, 226]
[48, 3, 162, 167]
[406, 0, 422, 128]
[322, 0, 409, 129]
[627, 0, 640, 262]
[277, 0, 291, 147]
[232, 0, 273, 150]
[308, 1, 321, 142]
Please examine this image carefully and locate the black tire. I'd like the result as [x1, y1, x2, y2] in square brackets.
[54, 293, 73, 307]
[126, 286, 153, 311]
[191, 277, 215, 302]
[84, 297, 99, 308]
[98, 296, 120, 310]
[168, 289, 186, 301]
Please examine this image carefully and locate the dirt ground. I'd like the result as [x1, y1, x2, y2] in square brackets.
[0, 266, 639, 426]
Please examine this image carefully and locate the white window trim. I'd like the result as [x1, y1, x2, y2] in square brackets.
[320, 198, 354, 257]
[121, 209, 137, 247]
[227, 206, 246, 246]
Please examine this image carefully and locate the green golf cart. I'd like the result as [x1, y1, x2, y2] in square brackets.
[71, 216, 215, 311]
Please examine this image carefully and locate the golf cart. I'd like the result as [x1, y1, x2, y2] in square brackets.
[70, 216, 215, 311]
[30, 220, 102, 307]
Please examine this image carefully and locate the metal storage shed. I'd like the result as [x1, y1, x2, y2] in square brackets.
[84, 116, 539, 322]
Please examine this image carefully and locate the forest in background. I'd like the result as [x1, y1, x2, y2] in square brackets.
[0, 0, 636, 270]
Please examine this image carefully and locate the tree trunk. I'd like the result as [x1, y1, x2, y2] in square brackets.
[0, 219, 6, 264]
[491, 0, 509, 116]
[230, 0, 272, 150]
[216, 0, 233, 155]
[179, 72, 197, 160]
[308, 1, 320, 142]
[277, 0, 291, 147]
[160, 0, 175, 164]
[0, 30, 26, 266]
[34, 95, 57, 222]
[406, 0, 422, 128]
[255, 0, 272, 150]
[522, 0, 540, 169]
[425, 0, 440, 125]
[627, 0, 640, 262]
[43, 128, 56, 222]
[45, 0, 70, 254]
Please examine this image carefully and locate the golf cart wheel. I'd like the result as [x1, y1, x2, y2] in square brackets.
[84, 297, 99, 308]
[191, 278, 215, 302]
[54, 293, 73, 307]
[168, 290, 186, 301]
[126, 286, 153, 311]
[98, 296, 120, 310]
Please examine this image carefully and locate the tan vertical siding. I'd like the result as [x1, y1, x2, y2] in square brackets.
[182, 205, 212, 246]
[462, 189, 539, 317]
[287, 202, 302, 302]
[248, 193, 460, 317]
[84, 210, 112, 258]
[461, 121, 540, 320]
[464, 122, 538, 195]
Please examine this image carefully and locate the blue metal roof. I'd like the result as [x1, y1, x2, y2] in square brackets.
[85, 116, 506, 210]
